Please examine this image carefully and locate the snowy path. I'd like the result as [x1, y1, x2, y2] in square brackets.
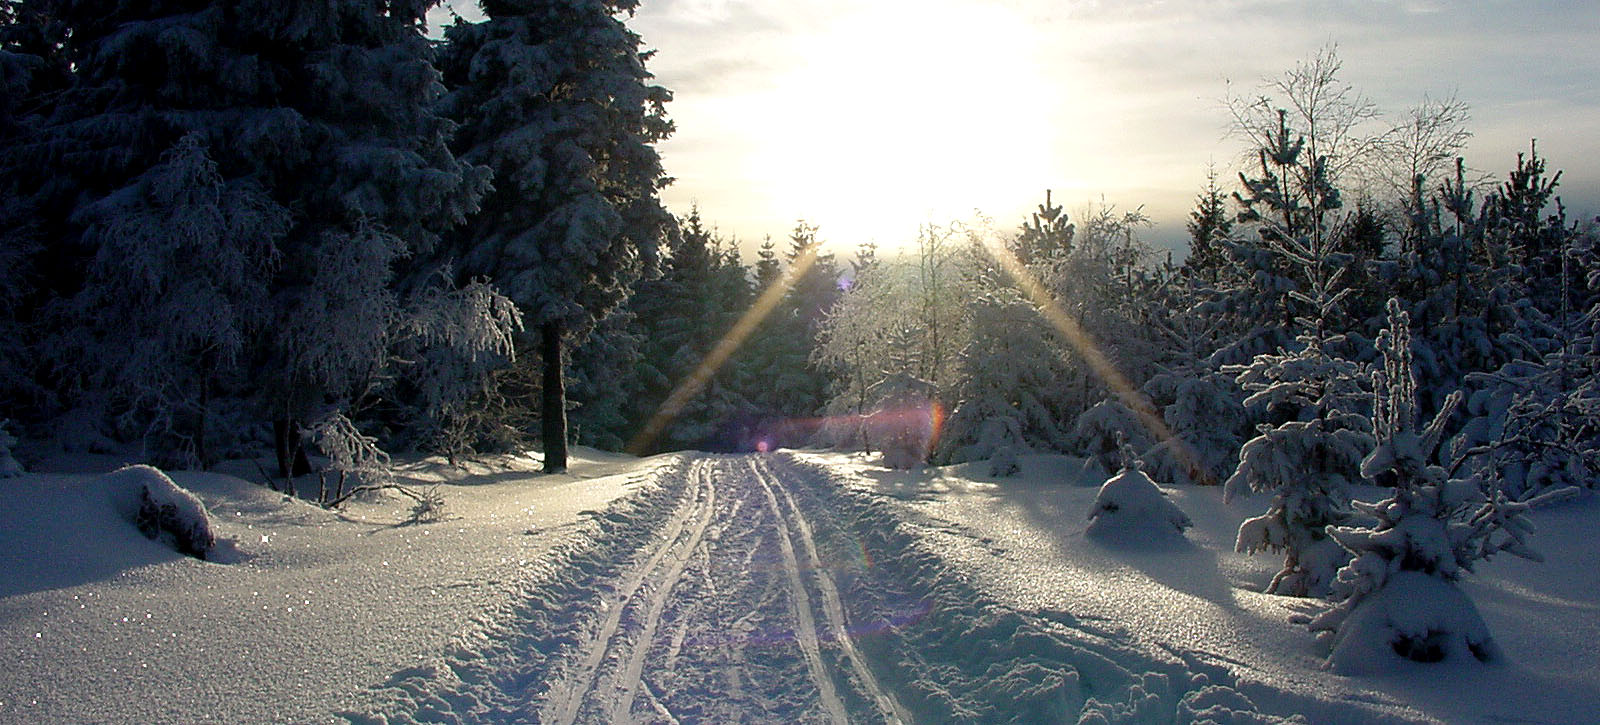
[355, 452, 1301, 724]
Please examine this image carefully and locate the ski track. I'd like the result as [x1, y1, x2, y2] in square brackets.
[753, 456, 908, 725]
[751, 457, 852, 724]
[545, 457, 716, 725]
[354, 451, 1313, 724]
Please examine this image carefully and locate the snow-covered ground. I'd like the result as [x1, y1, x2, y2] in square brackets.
[0, 448, 663, 723]
[2, 447, 1596, 723]
[793, 451, 1600, 724]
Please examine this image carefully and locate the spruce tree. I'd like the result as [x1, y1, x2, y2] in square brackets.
[1182, 166, 1233, 283]
[30, 0, 489, 474]
[437, 0, 672, 472]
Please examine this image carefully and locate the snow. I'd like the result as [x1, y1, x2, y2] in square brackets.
[2, 446, 1598, 723]
[1085, 467, 1193, 543]
[0, 448, 654, 723]
[101, 464, 217, 559]
[794, 450, 1600, 724]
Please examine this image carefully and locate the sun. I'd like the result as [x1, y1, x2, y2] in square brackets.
[748, 3, 1071, 249]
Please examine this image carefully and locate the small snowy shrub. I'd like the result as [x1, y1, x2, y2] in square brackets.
[309, 410, 400, 505]
[1087, 466, 1192, 540]
[1070, 395, 1158, 475]
[102, 465, 215, 560]
[1142, 372, 1246, 486]
[1305, 301, 1558, 671]
[0, 419, 22, 478]
[988, 443, 1021, 478]
[1225, 418, 1369, 597]
[866, 372, 939, 470]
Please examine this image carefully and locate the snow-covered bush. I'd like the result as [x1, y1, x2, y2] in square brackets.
[1305, 301, 1560, 671]
[1141, 372, 1246, 486]
[987, 441, 1021, 478]
[1087, 466, 1193, 541]
[0, 419, 22, 477]
[1224, 326, 1373, 597]
[866, 372, 939, 470]
[1069, 395, 1158, 475]
[1225, 418, 1369, 597]
[936, 281, 1067, 464]
[102, 465, 215, 560]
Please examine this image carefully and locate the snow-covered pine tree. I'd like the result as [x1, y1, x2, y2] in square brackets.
[1221, 57, 1378, 596]
[1182, 165, 1233, 285]
[1136, 302, 1248, 487]
[27, 0, 487, 473]
[741, 223, 838, 444]
[1013, 188, 1075, 266]
[0, 4, 71, 417]
[437, 0, 672, 472]
[621, 208, 753, 451]
[1306, 299, 1563, 671]
[867, 371, 939, 470]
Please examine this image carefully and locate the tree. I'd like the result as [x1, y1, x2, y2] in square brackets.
[51, 135, 288, 467]
[621, 207, 753, 451]
[437, 0, 672, 472]
[1013, 188, 1075, 266]
[1306, 300, 1561, 671]
[30, 0, 490, 475]
[1182, 165, 1233, 283]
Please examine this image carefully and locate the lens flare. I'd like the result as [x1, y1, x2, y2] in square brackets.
[627, 240, 823, 455]
[971, 230, 1209, 482]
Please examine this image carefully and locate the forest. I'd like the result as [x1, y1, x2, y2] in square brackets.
[4, 0, 1600, 668]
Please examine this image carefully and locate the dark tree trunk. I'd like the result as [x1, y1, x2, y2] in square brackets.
[541, 320, 568, 473]
[273, 418, 313, 480]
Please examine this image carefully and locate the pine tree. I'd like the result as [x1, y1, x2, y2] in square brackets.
[1306, 300, 1562, 671]
[937, 266, 1067, 465]
[29, 0, 490, 474]
[621, 207, 753, 451]
[1013, 189, 1075, 266]
[437, 0, 672, 472]
[1182, 166, 1233, 283]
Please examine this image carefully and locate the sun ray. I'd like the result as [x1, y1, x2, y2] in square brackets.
[972, 230, 1210, 482]
[626, 242, 822, 455]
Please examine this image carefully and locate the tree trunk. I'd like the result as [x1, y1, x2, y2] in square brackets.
[273, 418, 313, 481]
[541, 320, 568, 473]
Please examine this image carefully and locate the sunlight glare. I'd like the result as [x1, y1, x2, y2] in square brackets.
[752, 3, 1067, 247]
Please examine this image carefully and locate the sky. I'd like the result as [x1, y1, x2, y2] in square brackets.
[431, 0, 1600, 257]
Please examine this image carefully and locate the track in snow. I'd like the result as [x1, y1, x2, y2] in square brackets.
[529, 453, 904, 724]
[355, 452, 1297, 724]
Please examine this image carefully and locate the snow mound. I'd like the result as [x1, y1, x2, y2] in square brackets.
[989, 443, 1021, 477]
[0, 419, 21, 478]
[1322, 570, 1499, 674]
[1086, 468, 1193, 543]
[101, 464, 216, 560]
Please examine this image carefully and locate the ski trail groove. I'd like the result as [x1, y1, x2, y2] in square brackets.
[755, 456, 910, 725]
[751, 458, 851, 725]
[750, 458, 851, 724]
[544, 456, 716, 725]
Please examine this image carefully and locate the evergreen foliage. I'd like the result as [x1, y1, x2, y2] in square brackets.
[436, 0, 672, 471]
